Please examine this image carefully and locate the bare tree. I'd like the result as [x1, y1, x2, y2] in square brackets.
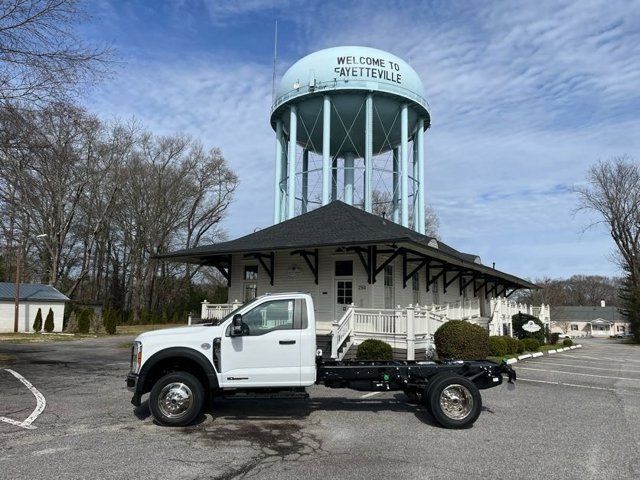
[0, 0, 111, 106]
[574, 156, 640, 340]
[371, 189, 440, 238]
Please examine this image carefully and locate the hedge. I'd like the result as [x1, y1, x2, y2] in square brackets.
[489, 336, 508, 356]
[32, 308, 43, 332]
[434, 320, 490, 359]
[44, 308, 54, 333]
[356, 339, 393, 360]
[563, 338, 573, 347]
[512, 313, 546, 344]
[521, 338, 540, 352]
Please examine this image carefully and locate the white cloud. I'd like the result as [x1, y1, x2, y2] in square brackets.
[86, 0, 640, 279]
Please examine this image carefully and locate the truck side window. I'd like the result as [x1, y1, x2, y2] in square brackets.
[241, 299, 294, 335]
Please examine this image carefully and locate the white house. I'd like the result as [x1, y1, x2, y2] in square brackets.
[551, 306, 629, 338]
[159, 202, 547, 359]
[0, 282, 68, 333]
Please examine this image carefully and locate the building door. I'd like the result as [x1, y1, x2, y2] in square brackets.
[334, 260, 353, 320]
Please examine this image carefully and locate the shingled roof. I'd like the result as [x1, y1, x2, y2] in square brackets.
[0, 283, 69, 302]
[158, 201, 537, 289]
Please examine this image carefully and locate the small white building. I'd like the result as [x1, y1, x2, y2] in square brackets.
[551, 306, 629, 338]
[0, 282, 68, 333]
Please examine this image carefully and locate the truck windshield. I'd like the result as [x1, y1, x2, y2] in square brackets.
[208, 297, 261, 325]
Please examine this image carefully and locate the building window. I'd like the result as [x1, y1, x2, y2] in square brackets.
[336, 280, 353, 305]
[384, 264, 394, 309]
[616, 325, 625, 332]
[412, 273, 419, 305]
[335, 260, 353, 277]
[243, 265, 258, 302]
[571, 324, 579, 331]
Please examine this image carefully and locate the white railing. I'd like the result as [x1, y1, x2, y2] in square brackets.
[331, 307, 354, 359]
[489, 298, 550, 336]
[201, 299, 242, 321]
[431, 298, 480, 320]
[330, 304, 448, 360]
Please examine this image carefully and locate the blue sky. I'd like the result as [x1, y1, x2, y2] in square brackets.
[82, 0, 640, 280]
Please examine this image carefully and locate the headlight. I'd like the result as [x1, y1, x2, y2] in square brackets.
[130, 341, 142, 374]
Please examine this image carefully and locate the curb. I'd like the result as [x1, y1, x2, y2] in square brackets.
[501, 344, 583, 365]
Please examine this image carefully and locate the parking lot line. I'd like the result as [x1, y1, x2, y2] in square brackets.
[361, 391, 381, 399]
[558, 353, 640, 364]
[516, 366, 639, 382]
[527, 361, 640, 374]
[0, 369, 46, 430]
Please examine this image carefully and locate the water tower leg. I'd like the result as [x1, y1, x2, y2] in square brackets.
[281, 145, 288, 221]
[343, 152, 355, 205]
[413, 139, 418, 229]
[392, 147, 399, 223]
[400, 104, 409, 227]
[331, 157, 338, 201]
[416, 118, 425, 234]
[364, 94, 373, 212]
[287, 105, 297, 219]
[273, 119, 284, 224]
[322, 95, 331, 205]
[301, 149, 309, 213]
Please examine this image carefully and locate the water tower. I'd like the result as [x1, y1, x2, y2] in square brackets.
[271, 46, 431, 233]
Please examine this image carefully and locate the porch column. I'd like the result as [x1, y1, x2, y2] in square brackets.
[273, 119, 284, 224]
[344, 152, 355, 205]
[364, 93, 373, 212]
[406, 305, 415, 361]
[322, 95, 331, 205]
[287, 105, 297, 219]
[301, 149, 309, 213]
[416, 118, 425, 234]
[400, 103, 409, 227]
[392, 147, 399, 223]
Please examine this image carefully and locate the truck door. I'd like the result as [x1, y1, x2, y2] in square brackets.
[220, 298, 301, 388]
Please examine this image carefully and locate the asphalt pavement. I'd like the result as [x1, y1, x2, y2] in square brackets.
[0, 336, 638, 480]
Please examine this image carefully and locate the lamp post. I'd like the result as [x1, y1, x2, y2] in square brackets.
[13, 233, 47, 333]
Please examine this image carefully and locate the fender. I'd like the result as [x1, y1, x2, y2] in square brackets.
[137, 347, 220, 395]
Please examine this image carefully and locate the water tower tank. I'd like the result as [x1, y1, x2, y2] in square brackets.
[271, 46, 431, 233]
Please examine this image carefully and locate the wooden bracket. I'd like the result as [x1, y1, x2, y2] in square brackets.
[291, 249, 319, 285]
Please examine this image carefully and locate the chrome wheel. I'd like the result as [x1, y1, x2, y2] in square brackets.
[439, 384, 473, 420]
[158, 382, 193, 419]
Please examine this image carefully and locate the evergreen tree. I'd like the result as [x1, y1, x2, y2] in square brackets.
[32, 308, 43, 332]
[44, 308, 54, 332]
[619, 276, 640, 342]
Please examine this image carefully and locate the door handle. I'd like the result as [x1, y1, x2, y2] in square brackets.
[279, 340, 296, 345]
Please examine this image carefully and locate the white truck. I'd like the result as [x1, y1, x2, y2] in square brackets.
[126, 292, 515, 429]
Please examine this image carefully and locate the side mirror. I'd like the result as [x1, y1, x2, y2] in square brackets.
[231, 314, 243, 337]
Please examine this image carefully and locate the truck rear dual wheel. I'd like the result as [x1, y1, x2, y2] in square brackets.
[149, 372, 205, 426]
[426, 374, 482, 429]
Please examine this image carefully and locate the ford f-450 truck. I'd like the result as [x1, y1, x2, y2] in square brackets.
[127, 292, 515, 429]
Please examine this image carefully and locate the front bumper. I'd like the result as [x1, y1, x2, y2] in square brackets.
[126, 373, 142, 407]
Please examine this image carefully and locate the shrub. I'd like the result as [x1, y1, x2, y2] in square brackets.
[44, 308, 54, 332]
[516, 339, 526, 354]
[77, 309, 92, 334]
[489, 336, 508, 357]
[563, 338, 573, 347]
[32, 308, 43, 332]
[65, 312, 79, 333]
[103, 309, 117, 335]
[434, 320, 490, 360]
[356, 339, 393, 360]
[521, 338, 540, 352]
[549, 332, 560, 345]
[503, 336, 520, 354]
[512, 313, 546, 344]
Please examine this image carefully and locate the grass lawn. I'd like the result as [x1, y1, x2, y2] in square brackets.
[0, 323, 185, 344]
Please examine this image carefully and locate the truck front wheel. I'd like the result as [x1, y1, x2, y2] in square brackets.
[427, 375, 482, 429]
[149, 372, 204, 426]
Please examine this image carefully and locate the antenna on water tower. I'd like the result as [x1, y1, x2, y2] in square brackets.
[271, 20, 278, 104]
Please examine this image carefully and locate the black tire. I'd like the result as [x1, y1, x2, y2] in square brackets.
[149, 372, 205, 426]
[427, 374, 482, 429]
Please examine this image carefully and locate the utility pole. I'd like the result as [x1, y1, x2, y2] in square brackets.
[13, 246, 21, 332]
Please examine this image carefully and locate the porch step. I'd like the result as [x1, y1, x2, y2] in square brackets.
[316, 334, 333, 359]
